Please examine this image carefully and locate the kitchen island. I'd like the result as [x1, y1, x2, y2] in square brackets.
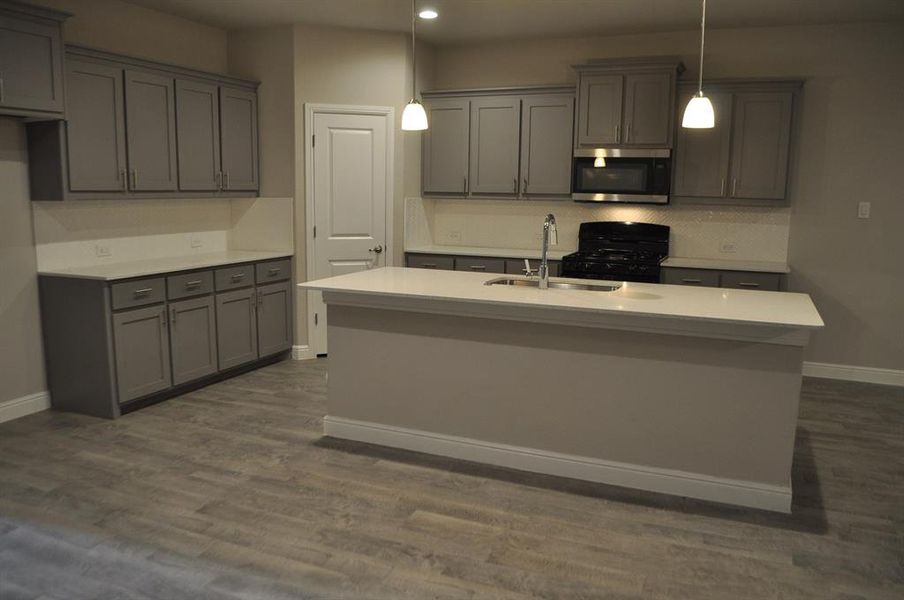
[300, 267, 823, 512]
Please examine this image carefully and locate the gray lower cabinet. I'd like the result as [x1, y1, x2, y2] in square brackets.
[39, 257, 293, 419]
[422, 98, 470, 195]
[406, 254, 455, 270]
[672, 81, 799, 202]
[257, 281, 293, 357]
[520, 94, 574, 196]
[175, 79, 221, 191]
[216, 287, 259, 370]
[662, 267, 782, 291]
[169, 295, 218, 386]
[112, 304, 172, 403]
[0, 2, 67, 118]
[469, 96, 521, 195]
[454, 256, 506, 274]
[406, 253, 560, 276]
[219, 86, 259, 192]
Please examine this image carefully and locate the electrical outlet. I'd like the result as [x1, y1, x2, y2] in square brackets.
[446, 230, 462, 242]
[95, 244, 111, 257]
[857, 202, 871, 219]
[190, 237, 203, 248]
[719, 242, 738, 254]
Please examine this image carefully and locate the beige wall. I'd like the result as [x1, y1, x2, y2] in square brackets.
[0, 120, 46, 405]
[40, 0, 228, 73]
[431, 22, 904, 372]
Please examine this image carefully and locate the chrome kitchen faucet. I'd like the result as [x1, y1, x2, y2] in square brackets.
[539, 214, 558, 289]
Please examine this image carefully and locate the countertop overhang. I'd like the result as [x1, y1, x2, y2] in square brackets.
[300, 267, 823, 347]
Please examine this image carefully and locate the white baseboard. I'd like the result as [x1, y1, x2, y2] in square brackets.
[292, 345, 317, 361]
[0, 391, 50, 425]
[803, 361, 904, 387]
[323, 416, 791, 513]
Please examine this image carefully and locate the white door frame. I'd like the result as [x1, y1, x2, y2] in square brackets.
[304, 103, 395, 356]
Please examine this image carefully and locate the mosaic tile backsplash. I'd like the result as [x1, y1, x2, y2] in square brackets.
[406, 198, 790, 263]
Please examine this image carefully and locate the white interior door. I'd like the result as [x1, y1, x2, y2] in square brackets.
[308, 107, 391, 355]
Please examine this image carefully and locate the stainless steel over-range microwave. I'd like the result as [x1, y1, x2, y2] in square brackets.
[572, 149, 671, 204]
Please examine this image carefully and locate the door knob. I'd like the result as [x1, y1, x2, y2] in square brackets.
[369, 245, 383, 254]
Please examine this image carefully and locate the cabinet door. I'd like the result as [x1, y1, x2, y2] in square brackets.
[469, 96, 521, 195]
[422, 98, 470, 194]
[256, 281, 293, 357]
[672, 91, 733, 198]
[65, 60, 128, 193]
[219, 86, 259, 191]
[112, 305, 172, 403]
[577, 74, 623, 146]
[124, 70, 178, 191]
[520, 94, 574, 196]
[0, 15, 63, 114]
[623, 72, 672, 146]
[175, 79, 221, 191]
[169, 296, 218, 385]
[216, 288, 258, 370]
[729, 92, 793, 200]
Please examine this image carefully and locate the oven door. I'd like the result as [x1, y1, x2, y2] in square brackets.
[572, 150, 670, 204]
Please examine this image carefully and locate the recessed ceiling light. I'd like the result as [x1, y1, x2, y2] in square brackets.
[418, 9, 438, 19]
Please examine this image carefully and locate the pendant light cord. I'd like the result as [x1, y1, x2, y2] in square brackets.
[697, 0, 706, 95]
[411, 0, 417, 100]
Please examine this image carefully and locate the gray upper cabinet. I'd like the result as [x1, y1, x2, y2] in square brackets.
[169, 295, 218, 386]
[469, 96, 521, 195]
[216, 287, 258, 370]
[257, 281, 293, 357]
[176, 79, 220, 191]
[672, 81, 799, 202]
[729, 91, 794, 200]
[65, 60, 128, 192]
[520, 94, 574, 196]
[623, 72, 672, 146]
[576, 74, 622, 146]
[125, 70, 178, 192]
[219, 86, 259, 192]
[422, 98, 470, 195]
[673, 90, 733, 198]
[112, 304, 172, 404]
[574, 57, 681, 149]
[0, 3, 67, 118]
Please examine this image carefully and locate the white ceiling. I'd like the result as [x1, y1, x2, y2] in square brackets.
[123, 0, 904, 44]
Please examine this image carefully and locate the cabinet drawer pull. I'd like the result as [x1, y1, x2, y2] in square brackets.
[267, 267, 281, 276]
[0, 74, 4, 104]
[231, 273, 246, 281]
[681, 278, 702, 284]
[223, 172, 230, 190]
[421, 263, 437, 268]
[731, 178, 738, 197]
[132, 287, 153, 296]
[184, 280, 203, 288]
[738, 282, 760, 288]
[469, 265, 487, 271]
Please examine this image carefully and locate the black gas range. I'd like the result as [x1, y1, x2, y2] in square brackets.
[560, 222, 670, 283]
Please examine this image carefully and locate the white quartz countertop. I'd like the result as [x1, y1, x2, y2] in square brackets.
[300, 267, 823, 331]
[38, 250, 294, 281]
[661, 257, 790, 273]
[405, 245, 571, 261]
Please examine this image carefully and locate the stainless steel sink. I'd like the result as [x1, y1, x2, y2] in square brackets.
[484, 277, 622, 292]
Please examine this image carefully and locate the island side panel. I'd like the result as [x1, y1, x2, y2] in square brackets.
[324, 304, 804, 510]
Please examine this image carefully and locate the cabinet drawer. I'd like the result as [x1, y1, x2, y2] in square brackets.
[406, 254, 454, 270]
[255, 258, 291, 284]
[455, 256, 506, 274]
[661, 268, 720, 288]
[167, 271, 214, 300]
[505, 259, 560, 277]
[720, 271, 782, 292]
[111, 277, 166, 310]
[215, 264, 255, 291]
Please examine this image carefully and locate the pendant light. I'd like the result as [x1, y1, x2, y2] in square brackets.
[402, 0, 428, 131]
[682, 0, 715, 128]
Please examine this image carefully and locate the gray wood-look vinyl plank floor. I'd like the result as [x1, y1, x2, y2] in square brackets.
[0, 358, 902, 599]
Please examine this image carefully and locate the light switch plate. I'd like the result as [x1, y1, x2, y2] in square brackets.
[719, 242, 738, 254]
[190, 237, 203, 248]
[857, 202, 871, 219]
[446, 230, 462, 242]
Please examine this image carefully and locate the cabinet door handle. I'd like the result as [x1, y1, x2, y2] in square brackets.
[731, 178, 738, 197]
[738, 282, 761, 288]
[120, 168, 127, 191]
[469, 265, 487, 271]
[0, 74, 4, 104]
[615, 124, 621, 143]
[257, 290, 263, 310]
[223, 172, 229, 190]
[170, 305, 177, 325]
[133, 287, 153, 296]
[681, 278, 702, 284]
[523, 178, 528, 194]
[184, 280, 202, 289]
[161, 309, 167, 327]
[216, 171, 222, 190]
[513, 177, 518, 194]
[626, 122, 632, 142]
[720, 178, 726, 196]
[231, 273, 246, 281]
[463, 176, 468, 193]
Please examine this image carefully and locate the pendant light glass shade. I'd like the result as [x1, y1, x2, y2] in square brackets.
[682, 0, 715, 129]
[402, 99, 428, 131]
[682, 92, 715, 128]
